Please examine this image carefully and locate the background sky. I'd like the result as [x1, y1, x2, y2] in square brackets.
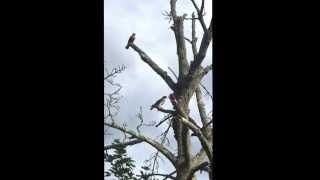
[104, 0, 212, 179]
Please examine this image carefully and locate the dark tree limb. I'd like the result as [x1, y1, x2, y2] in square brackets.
[200, 82, 213, 100]
[184, 37, 192, 44]
[104, 139, 143, 150]
[156, 114, 173, 127]
[130, 44, 176, 91]
[137, 172, 176, 180]
[163, 171, 177, 180]
[157, 107, 201, 129]
[157, 107, 176, 114]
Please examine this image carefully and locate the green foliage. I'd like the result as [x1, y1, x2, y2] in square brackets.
[105, 139, 138, 180]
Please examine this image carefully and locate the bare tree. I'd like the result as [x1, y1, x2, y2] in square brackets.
[105, 0, 214, 179]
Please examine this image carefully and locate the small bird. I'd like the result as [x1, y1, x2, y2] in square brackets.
[150, 96, 167, 110]
[169, 93, 177, 106]
[125, 33, 136, 49]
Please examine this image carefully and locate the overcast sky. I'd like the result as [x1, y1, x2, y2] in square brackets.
[104, 0, 212, 179]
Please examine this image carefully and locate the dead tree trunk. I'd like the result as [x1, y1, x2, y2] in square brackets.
[169, 1, 213, 179]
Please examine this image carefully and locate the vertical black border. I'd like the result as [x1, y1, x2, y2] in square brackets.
[2, 0, 105, 179]
[96, 0, 104, 179]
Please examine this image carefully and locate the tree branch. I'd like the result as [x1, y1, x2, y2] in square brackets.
[163, 170, 177, 180]
[200, 0, 205, 15]
[184, 37, 192, 44]
[189, 18, 213, 76]
[104, 65, 126, 80]
[130, 44, 176, 91]
[191, 12, 198, 59]
[200, 82, 213, 100]
[176, 19, 212, 100]
[151, 122, 172, 176]
[156, 106, 202, 131]
[190, 0, 207, 32]
[170, 0, 177, 18]
[156, 107, 176, 114]
[170, 0, 189, 79]
[104, 139, 143, 150]
[190, 161, 210, 176]
[192, 148, 207, 163]
[178, 116, 213, 161]
[138, 172, 176, 180]
[203, 119, 213, 129]
[173, 16, 189, 78]
[105, 122, 177, 165]
[201, 64, 213, 76]
[156, 107, 201, 130]
[169, 65, 212, 108]
[195, 87, 208, 126]
[155, 114, 173, 127]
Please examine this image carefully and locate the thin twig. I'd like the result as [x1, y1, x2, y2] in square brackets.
[184, 37, 192, 44]
[151, 122, 172, 176]
[163, 170, 177, 180]
[156, 114, 173, 127]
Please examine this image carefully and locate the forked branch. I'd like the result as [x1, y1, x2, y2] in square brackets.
[190, 0, 207, 32]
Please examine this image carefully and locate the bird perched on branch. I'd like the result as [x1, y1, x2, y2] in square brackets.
[125, 33, 136, 49]
[150, 96, 167, 110]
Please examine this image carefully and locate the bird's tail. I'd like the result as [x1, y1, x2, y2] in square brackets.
[150, 106, 154, 110]
[125, 44, 129, 49]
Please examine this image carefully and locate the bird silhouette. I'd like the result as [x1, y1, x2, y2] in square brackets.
[150, 96, 167, 110]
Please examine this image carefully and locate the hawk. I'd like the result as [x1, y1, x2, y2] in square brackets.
[150, 96, 167, 110]
[125, 33, 136, 49]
